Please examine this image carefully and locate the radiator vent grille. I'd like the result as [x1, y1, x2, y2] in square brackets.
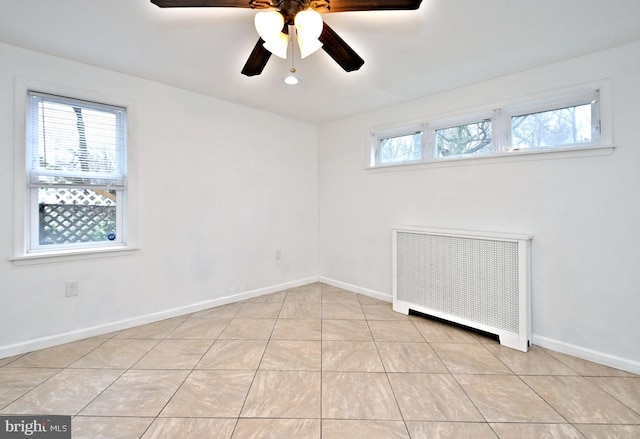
[393, 227, 532, 351]
[397, 232, 519, 332]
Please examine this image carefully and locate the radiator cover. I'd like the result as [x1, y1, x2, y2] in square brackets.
[393, 227, 532, 352]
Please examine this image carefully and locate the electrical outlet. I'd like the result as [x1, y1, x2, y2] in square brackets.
[65, 281, 79, 297]
[275, 249, 281, 260]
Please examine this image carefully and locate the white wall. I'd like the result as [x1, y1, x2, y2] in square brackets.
[318, 41, 640, 373]
[0, 42, 319, 355]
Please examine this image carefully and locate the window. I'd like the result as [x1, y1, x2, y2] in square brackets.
[509, 101, 599, 151]
[370, 125, 424, 167]
[434, 118, 494, 157]
[369, 88, 606, 168]
[26, 91, 127, 253]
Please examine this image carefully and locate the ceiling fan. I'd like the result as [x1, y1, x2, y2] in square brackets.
[150, 0, 423, 77]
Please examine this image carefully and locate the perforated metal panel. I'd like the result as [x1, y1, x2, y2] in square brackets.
[396, 231, 520, 333]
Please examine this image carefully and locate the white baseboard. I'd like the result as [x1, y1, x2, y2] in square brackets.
[0, 276, 319, 360]
[319, 276, 392, 303]
[533, 335, 640, 375]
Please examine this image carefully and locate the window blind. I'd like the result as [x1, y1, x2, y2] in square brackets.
[27, 91, 126, 188]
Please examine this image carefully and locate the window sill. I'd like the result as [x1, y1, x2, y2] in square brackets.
[366, 144, 616, 172]
[10, 246, 139, 266]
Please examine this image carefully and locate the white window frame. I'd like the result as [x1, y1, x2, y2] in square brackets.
[12, 78, 138, 265]
[367, 82, 614, 170]
[369, 123, 426, 167]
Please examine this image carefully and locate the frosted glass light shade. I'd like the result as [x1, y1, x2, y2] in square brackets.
[263, 32, 289, 59]
[254, 10, 284, 41]
[298, 36, 323, 58]
[294, 8, 323, 39]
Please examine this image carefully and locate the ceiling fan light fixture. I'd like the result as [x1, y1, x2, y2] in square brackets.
[262, 32, 289, 59]
[297, 36, 323, 58]
[254, 10, 284, 41]
[284, 73, 299, 85]
[294, 8, 323, 39]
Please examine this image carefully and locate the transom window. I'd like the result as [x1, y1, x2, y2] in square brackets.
[26, 91, 127, 252]
[369, 89, 603, 168]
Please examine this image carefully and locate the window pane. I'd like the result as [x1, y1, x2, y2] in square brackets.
[378, 132, 422, 164]
[38, 188, 118, 246]
[29, 93, 125, 187]
[435, 120, 493, 157]
[511, 103, 592, 150]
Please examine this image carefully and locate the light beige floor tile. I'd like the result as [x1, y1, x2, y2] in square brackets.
[322, 372, 402, 420]
[166, 317, 230, 339]
[322, 341, 384, 372]
[388, 373, 483, 421]
[133, 339, 212, 369]
[320, 284, 349, 293]
[0, 354, 24, 367]
[455, 374, 565, 423]
[575, 424, 640, 439]
[544, 349, 636, 377]
[357, 295, 388, 305]
[322, 291, 360, 304]
[490, 423, 584, 439]
[322, 320, 373, 341]
[72, 416, 153, 439]
[411, 316, 480, 343]
[522, 375, 640, 424]
[406, 422, 498, 439]
[197, 339, 267, 370]
[70, 339, 159, 369]
[271, 319, 321, 340]
[241, 370, 320, 418]
[236, 302, 283, 319]
[1, 368, 123, 415]
[142, 418, 236, 439]
[232, 419, 320, 439]
[362, 304, 409, 320]
[81, 369, 189, 417]
[376, 342, 448, 373]
[0, 368, 60, 408]
[322, 303, 365, 320]
[431, 343, 511, 374]
[322, 420, 408, 439]
[279, 302, 322, 319]
[189, 303, 242, 319]
[246, 291, 287, 303]
[7, 338, 106, 368]
[587, 376, 640, 413]
[484, 345, 577, 375]
[368, 321, 425, 342]
[288, 283, 322, 295]
[161, 370, 254, 417]
[285, 291, 322, 303]
[260, 340, 321, 370]
[218, 319, 276, 340]
[114, 317, 186, 339]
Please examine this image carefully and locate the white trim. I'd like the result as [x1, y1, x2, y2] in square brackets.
[533, 335, 640, 376]
[365, 144, 615, 172]
[0, 276, 319, 360]
[9, 245, 139, 266]
[319, 276, 392, 303]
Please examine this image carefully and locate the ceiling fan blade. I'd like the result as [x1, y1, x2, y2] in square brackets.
[150, 0, 263, 8]
[241, 38, 272, 76]
[319, 22, 364, 72]
[324, 0, 422, 13]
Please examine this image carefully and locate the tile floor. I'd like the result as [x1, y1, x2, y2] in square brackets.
[1, 282, 639, 438]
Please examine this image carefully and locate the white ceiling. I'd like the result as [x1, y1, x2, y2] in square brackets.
[1, 0, 639, 123]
